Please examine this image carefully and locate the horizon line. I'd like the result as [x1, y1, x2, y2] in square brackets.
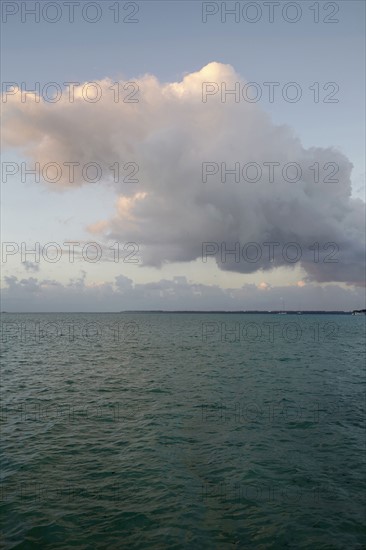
[1, 310, 365, 314]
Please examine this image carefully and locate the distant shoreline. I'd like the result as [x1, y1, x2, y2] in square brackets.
[1, 311, 365, 315]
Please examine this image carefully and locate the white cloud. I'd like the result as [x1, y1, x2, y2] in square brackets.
[3, 63, 365, 285]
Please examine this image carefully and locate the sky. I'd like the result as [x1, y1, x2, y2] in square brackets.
[1, 0, 365, 311]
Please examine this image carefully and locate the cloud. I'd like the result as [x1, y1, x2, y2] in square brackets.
[23, 261, 40, 273]
[258, 282, 271, 291]
[3, 63, 365, 285]
[1, 274, 365, 312]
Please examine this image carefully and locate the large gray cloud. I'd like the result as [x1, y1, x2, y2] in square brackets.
[3, 63, 365, 285]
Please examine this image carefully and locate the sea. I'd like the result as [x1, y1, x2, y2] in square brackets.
[1, 313, 365, 549]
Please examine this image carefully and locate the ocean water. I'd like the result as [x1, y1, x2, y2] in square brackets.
[1, 313, 365, 549]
